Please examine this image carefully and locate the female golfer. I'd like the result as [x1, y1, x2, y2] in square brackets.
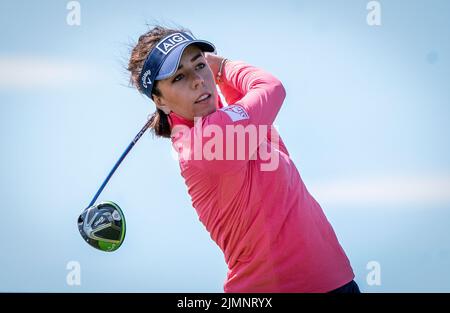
[127, 26, 360, 293]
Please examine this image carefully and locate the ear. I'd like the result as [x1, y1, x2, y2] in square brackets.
[153, 96, 171, 115]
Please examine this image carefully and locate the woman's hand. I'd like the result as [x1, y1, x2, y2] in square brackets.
[205, 52, 225, 84]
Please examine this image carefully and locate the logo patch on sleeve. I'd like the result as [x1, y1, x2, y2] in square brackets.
[220, 105, 249, 122]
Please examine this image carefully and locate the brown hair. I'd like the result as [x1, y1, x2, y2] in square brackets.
[127, 25, 189, 138]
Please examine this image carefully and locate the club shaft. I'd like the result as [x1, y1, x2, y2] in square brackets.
[87, 119, 153, 209]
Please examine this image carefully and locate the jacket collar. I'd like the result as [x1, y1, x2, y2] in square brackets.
[168, 95, 224, 130]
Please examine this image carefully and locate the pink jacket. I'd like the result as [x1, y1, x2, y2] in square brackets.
[169, 61, 354, 292]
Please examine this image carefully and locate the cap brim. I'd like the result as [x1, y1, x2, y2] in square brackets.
[155, 40, 216, 81]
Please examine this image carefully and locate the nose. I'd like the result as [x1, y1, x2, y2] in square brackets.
[191, 72, 205, 89]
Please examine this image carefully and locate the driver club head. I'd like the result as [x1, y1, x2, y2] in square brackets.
[78, 201, 126, 252]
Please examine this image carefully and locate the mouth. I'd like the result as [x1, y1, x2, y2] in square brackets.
[194, 93, 211, 104]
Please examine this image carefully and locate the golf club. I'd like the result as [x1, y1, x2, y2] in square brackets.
[78, 117, 153, 252]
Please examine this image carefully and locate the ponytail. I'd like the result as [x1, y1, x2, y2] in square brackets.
[149, 108, 171, 138]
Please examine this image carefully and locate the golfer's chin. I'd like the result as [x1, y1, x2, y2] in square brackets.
[193, 102, 217, 119]
[192, 108, 215, 121]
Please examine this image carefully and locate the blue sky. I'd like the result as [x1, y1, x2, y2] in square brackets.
[0, 0, 449, 292]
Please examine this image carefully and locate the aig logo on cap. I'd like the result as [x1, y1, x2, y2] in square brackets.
[156, 33, 190, 55]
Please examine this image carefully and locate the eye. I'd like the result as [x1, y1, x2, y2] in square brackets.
[196, 63, 206, 70]
[172, 73, 184, 83]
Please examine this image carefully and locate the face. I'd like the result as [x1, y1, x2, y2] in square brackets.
[153, 45, 218, 121]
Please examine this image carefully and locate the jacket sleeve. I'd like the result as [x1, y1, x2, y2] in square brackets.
[219, 61, 290, 158]
[218, 61, 286, 127]
[176, 61, 286, 174]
